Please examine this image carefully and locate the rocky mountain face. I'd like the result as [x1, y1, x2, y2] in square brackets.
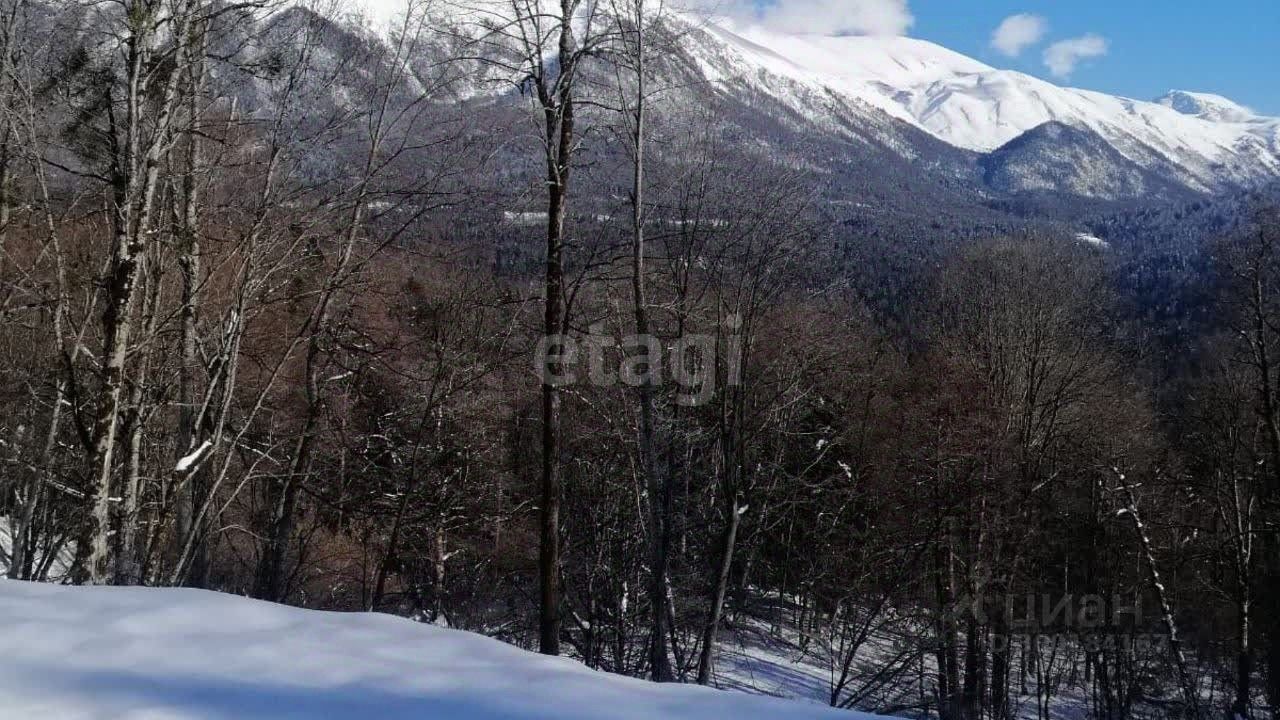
[1155, 90, 1259, 123]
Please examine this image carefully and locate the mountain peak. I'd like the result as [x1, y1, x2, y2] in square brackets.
[978, 121, 1189, 200]
[1154, 90, 1256, 122]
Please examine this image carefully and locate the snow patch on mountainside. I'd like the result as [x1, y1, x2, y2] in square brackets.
[0, 580, 894, 720]
[1155, 90, 1258, 123]
[694, 22, 924, 130]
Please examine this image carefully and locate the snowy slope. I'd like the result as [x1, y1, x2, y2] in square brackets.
[0, 580, 893, 720]
[678, 20, 1280, 192]
[1155, 90, 1258, 123]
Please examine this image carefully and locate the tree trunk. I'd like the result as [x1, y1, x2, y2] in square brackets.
[935, 525, 961, 720]
[696, 497, 741, 685]
[174, 26, 208, 587]
[1236, 592, 1252, 719]
[82, 0, 192, 584]
[538, 182, 565, 654]
[621, 2, 671, 682]
[536, 0, 580, 658]
[115, 252, 162, 584]
[1117, 475, 1200, 719]
[254, 429, 313, 601]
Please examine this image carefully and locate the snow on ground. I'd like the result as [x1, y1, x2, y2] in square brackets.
[0, 580, 894, 720]
[0, 519, 74, 582]
[1075, 233, 1110, 249]
[713, 605, 933, 716]
[711, 598, 1093, 720]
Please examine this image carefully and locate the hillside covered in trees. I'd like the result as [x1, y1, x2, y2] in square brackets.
[2, 0, 1280, 719]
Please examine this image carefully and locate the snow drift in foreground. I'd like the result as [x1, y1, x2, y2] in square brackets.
[0, 580, 890, 720]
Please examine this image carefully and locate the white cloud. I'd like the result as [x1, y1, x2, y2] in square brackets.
[1043, 34, 1109, 78]
[749, 0, 914, 36]
[990, 13, 1047, 57]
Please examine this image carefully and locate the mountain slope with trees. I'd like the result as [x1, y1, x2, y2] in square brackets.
[2, 1, 1280, 719]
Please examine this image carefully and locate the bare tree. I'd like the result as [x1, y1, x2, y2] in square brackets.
[606, 0, 673, 681]
[460, 0, 611, 655]
[76, 0, 202, 584]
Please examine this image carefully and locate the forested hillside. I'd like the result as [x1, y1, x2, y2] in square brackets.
[1, 0, 1280, 719]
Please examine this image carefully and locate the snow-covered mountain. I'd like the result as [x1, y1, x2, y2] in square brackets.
[214, 6, 1280, 204]
[664, 17, 1280, 196]
[44, 0, 1269, 212]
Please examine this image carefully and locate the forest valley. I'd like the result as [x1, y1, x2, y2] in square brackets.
[1, 0, 1280, 719]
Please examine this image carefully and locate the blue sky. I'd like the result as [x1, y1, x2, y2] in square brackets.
[910, 1, 1280, 114]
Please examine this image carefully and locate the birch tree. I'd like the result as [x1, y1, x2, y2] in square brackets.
[76, 0, 202, 584]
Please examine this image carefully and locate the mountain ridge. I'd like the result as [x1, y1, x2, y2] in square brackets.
[691, 19, 1280, 194]
[309, 4, 1280, 201]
